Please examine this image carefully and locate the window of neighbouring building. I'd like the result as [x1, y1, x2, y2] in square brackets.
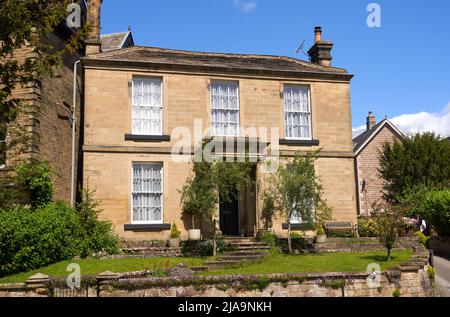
[131, 163, 163, 224]
[284, 85, 312, 140]
[210, 80, 240, 137]
[132, 77, 163, 135]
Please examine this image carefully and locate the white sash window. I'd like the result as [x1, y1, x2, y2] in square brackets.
[211, 81, 240, 137]
[284, 85, 312, 140]
[132, 163, 163, 224]
[132, 78, 163, 135]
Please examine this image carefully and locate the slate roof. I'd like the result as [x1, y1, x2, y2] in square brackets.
[83, 45, 351, 77]
[100, 31, 134, 52]
[353, 119, 404, 155]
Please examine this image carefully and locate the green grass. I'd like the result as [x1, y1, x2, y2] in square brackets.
[0, 250, 413, 284]
[200, 250, 413, 276]
[0, 257, 208, 284]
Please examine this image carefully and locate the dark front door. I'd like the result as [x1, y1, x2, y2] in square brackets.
[219, 191, 239, 236]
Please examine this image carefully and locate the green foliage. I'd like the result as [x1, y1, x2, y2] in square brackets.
[418, 189, 450, 237]
[0, 202, 84, 276]
[427, 265, 435, 281]
[0, 1, 90, 162]
[327, 231, 355, 238]
[379, 133, 450, 204]
[180, 140, 254, 229]
[322, 279, 346, 290]
[357, 217, 379, 237]
[75, 187, 118, 258]
[415, 231, 431, 248]
[0, 195, 118, 276]
[15, 161, 54, 209]
[215, 236, 235, 253]
[316, 227, 325, 236]
[169, 222, 181, 239]
[181, 240, 214, 257]
[257, 232, 279, 247]
[261, 193, 276, 230]
[392, 289, 401, 297]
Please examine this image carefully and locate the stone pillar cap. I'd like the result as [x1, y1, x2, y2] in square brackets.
[26, 273, 50, 284]
[97, 271, 119, 279]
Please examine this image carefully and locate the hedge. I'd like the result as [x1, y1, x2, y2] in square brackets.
[0, 202, 118, 277]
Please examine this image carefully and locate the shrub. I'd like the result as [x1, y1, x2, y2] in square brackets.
[15, 161, 54, 209]
[169, 222, 181, 239]
[182, 240, 213, 257]
[257, 232, 279, 247]
[0, 200, 118, 277]
[357, 218, 379, 237]
[0, 202, 84, 276]
[415, 231, 431, 248]
[420, 189, 450, 237]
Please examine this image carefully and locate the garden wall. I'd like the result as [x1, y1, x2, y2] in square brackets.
[430, 237, 450, 258]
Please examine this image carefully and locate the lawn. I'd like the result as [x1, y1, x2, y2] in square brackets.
[0, 257, 208, 284]
[0, 250, 412, 284]
[200, 250, 413, 276]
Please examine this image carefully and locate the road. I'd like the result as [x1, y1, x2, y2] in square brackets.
[434, 255, 450, 297]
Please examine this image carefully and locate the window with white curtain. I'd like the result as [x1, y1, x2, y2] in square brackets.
[132, 78, 163, 135]
[131, 163, 163, 224]
[210, 81, 240, 137]
[284, 85, 312, 140]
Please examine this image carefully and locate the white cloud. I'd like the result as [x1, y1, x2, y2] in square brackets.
[233, 0, 257, 13]
[353, 102, 450, 138]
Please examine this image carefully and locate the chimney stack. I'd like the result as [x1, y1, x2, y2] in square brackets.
[308, 26, 333, 67]
[366, 112, 377, 131]
[85, 0, 102, 55]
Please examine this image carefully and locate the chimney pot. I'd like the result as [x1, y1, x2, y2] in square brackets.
[314, 26, 322, 43]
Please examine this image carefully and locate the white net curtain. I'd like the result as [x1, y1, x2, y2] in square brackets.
[284, 85, 311, 139]
[211, 81, 240, 137]
[132, 163, 163, 223]
[132, 78, 163, 135]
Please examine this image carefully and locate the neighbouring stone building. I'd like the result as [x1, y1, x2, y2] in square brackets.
[0, 1, 134, 204]
[0, 21, 83, 203]
[353, 112, 404, 215]
[81, 1, 358, 241]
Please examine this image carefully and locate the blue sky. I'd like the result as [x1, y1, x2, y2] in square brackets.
[101, 0, 450, 136]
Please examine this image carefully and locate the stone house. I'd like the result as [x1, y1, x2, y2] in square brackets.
[81, 1, 358, 241]
[353, 112, 404, 216]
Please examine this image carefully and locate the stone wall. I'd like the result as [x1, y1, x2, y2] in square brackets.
[430, 237, 450, 258]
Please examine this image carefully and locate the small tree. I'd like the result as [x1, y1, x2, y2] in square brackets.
[269, 151, 325, 254]
[261, 192, 276, 230]
[373, 204, 403, 261]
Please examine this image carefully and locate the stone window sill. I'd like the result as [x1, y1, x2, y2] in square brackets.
[124, 134, 171, 142]
[279, 139, 320, 146]
[124, 224, 171, 231]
